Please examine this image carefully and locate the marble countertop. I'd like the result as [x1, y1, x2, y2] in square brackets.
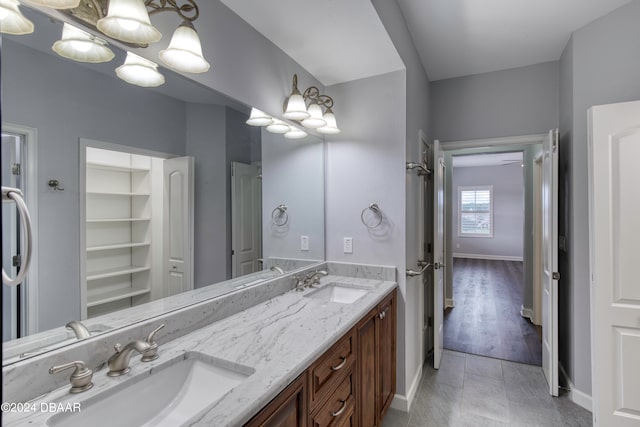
[4, 274, 396, 426]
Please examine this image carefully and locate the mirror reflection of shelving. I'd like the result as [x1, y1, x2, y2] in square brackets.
[84, 147, 158, 318]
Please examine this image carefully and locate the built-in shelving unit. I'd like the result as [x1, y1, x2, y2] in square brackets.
[84, 147, 158, 318]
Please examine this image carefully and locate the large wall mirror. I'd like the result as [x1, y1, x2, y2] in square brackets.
[1, 6, 325, 365]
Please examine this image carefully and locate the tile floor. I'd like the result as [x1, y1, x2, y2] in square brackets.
[382, 350, 592, 427]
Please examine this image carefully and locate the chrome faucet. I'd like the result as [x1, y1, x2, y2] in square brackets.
[141, 324, 165, 362]
[107, 340, 151, 377]
[306, 270, 328, 286]
[66, 321, 91, 340]
[49, 360, 93, 393]
[270, 266, 285, 275]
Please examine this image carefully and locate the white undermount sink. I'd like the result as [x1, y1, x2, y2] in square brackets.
[47, 353, 254, 427]
[305, 283, 369, 304]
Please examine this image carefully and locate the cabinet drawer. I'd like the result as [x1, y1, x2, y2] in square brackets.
[310, 373, 355, 427]
[309, 332, 355, 408]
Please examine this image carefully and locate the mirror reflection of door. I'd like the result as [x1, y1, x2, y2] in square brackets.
[83, 144, 194, 319]
[231, 162, 263, 278]
[2, 132, 26, 341]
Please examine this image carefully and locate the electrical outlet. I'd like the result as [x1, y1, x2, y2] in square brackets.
[301, 236, 309, 251]
[344, 237, 353, 254]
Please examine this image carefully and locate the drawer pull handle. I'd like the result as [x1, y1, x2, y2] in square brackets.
[331, 399, 347, 417]
[331, 356, 347, 371]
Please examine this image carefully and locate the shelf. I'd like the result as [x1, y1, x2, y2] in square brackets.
[87, 242, 150, 252]
[87, 191, 150, 196]
[87, 265, 150, 281]
[87, 161, 150, 173]
[87, 287, 151, 308]
[86, 218, 150, 223]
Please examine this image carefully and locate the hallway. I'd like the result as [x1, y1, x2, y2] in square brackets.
[444, 258, 541, 365]
[382, 350, 592, 426]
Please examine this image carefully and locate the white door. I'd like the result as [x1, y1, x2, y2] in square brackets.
[541, 129, 559, 396]
[231, 162, 262, 278]
[433, 139, 445, 369]
[163, 156, 194, 296]
[589, 100, 640, 427]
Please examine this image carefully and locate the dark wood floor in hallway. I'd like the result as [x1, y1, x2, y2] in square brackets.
[444, 258, 542, 365]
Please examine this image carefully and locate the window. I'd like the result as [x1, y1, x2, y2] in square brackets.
[458, 186, 493, 237]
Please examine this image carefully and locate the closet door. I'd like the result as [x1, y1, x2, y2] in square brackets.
[163, 156, 194, 296]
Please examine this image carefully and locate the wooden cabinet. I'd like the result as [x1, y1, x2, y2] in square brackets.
[245, 374, 308, 427]
[357, 289, 397, 426]
[245, 288, 396, 427]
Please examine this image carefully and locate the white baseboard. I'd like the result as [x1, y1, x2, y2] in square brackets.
[520, 305, 534, 322]
[453, 253, 524, 262]
[559, 363, 593, 412]
[390, 363, 423, 413]
[445, 298, 455, 309]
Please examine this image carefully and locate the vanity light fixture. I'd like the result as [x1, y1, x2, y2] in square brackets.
[284, 126, 308, 140]
[25, 0, 79, 9]
[246, 108, 273, 126]
[283, 74, 340, 134]
[116, 52, 165, 87]
[159, 20, 209, 73]
[0, 0, 34, 35]
[52, 23, 115, 63]
[266, 119, 291, 134]
[97, 0, 162, 44]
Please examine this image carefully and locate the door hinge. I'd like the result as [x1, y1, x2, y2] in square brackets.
[427, 316, 433, 328]
[231, 250, 235, 256]
[12, 163, 21, 175]
[552, 272, 560, 280]
[12, 255, 21, 268]
[427, 243, 432, 253]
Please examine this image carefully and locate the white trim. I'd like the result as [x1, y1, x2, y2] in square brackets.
[2, 122, 39, 335]
[445, 298, 455, 309]
[520, 305, 534, 322]
[559, 363, 593, 412]
[453, 253, 523, 262]
[441, 133, 547, 151]
[390, 363, 423, 413]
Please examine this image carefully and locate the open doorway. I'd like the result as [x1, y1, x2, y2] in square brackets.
[443, 148, 544, 366]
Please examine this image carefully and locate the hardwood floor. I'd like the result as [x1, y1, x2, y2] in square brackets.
[444, 258, 542, 366]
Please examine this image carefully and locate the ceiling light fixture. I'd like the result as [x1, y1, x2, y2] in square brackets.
[97, 0, 162, 44]
[284, 74, 340, 134]
[246, 108, 274, 126]
[284, 126, 308, 140]
[52, 23, 115, 63]
[0, 0, 34, 35]
[26, 0, 80, 9]
[159, 20, 209, 73]
[116, 51, 165, 87]
[266, 119, 290, 134]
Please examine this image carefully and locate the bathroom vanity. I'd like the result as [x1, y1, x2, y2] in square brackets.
[2, 263, 397, 426]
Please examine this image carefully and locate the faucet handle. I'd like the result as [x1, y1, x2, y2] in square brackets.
[49, 361, 93, 394]
[141, 324, 165, 362]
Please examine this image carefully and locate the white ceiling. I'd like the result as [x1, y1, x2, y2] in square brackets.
[452, 152, 523, 168]
[222, 0, 630, 85]
[220, 0, 405, 86]
[397, 0, 632, 81]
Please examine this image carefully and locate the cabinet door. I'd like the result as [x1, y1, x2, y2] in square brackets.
[357, 308, 378, 427]
[245, 374, 307, 427]
[378, 290, 396, 420]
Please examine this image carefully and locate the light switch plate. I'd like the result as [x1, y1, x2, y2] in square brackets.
[301, 235, 309, 251]
[344, 237, 353, 254]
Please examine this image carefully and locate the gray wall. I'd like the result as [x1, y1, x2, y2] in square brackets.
[558, 0, 640, 395]
[431, 61, 559, 142]
[452, 164, 524, 259]
[2, 39, 187, 331]
[185, 104, 227, 288]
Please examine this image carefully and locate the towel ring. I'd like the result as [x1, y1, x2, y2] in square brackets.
[361, 203, 383, 229]
[272, 204, 288, 226]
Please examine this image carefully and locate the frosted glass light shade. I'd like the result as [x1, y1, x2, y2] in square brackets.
[97, 0, 161, 44]
[26, 0, 80, 8]
[284, 127, 308, 139]
[283, 93, 309, 120]
[246, 108, 273, 126]
[52, 23, 115, 63]
[266, 119, 290, 134]
[116, 52, 165, 87]
[317, 109, 341, 134]
[0, 0, 34, 35]
[159, 21, 210, 74]
[301, 102, 327, 129]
